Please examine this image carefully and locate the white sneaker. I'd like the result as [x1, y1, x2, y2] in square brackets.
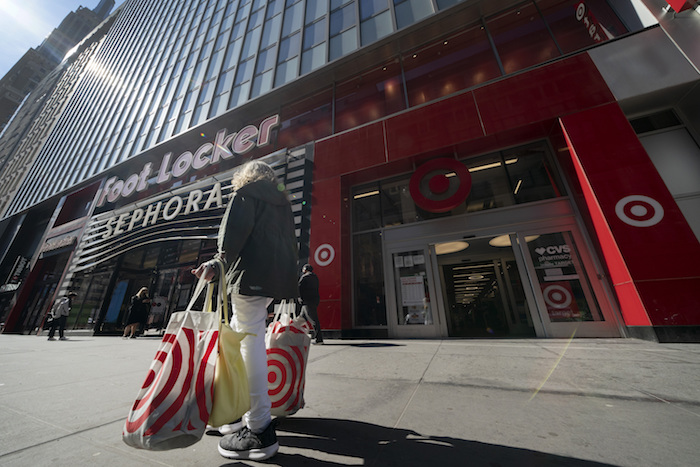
[215, 418, 244, 435]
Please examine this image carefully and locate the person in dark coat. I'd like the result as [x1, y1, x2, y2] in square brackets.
[192, 160, 298, 461]
[123, 287, 150, 339]
[299, 264, 323, 344]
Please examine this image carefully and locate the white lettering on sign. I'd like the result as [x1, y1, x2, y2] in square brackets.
[97, 114, 279, 207]
[40, 236, 77, 254]
[101, 182, 226, 240]
[575, 2, 611, 43]
[535, 245, 571, 256]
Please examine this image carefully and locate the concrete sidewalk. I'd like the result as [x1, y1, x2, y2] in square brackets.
[1, 334, 699, 466]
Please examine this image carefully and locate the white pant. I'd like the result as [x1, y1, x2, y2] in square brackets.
[230, 294, 273, 433]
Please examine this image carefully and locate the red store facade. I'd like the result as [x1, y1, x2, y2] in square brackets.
[309, 52, 700, 342]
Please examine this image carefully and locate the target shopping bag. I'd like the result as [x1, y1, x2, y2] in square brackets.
[123, 265, 248, 450]
[266, 300, 312, 417]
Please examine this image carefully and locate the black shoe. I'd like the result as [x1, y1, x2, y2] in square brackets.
[218, 421, 279, 460]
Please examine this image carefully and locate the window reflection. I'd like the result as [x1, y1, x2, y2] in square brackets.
[353, 232, 387, 326]
[537, 0, 628, 54]
[276, 87, 332, 149]
[487, 2, 560, 74]
[351, 141, 562, 230]
[403, 24, 501, 107]
[335, 61, 405, 132]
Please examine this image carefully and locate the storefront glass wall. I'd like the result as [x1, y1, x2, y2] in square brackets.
[276, 1, 635, 156]
[352, 141, 562, 230]
[351, 141, 564, 328]
[353, 231, 387, 326]
[76, 237, 218, 335]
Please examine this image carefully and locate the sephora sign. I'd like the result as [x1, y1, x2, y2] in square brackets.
[96, 114, 280, 207]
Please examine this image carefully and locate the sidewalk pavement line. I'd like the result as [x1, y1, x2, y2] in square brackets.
[629, 387, 700, 418]
[0, 417, 126, 460]
[393, 340, 443, 429]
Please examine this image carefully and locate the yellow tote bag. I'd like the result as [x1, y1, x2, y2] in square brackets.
[209, 259, 251, 428]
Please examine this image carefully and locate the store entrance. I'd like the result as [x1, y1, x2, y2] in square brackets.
[383, 200, 623, 338]
[436, 236, 535, 338]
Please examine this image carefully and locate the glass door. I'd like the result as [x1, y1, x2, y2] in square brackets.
[432, 236, 536, 338]
[518, 230, 621, 338]
[389, 248, 442, 337]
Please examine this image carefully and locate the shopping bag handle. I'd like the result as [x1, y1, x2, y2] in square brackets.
[211, 258, 230, 326]
[185, 274, 214, 313]
[272, 299, 313, 324]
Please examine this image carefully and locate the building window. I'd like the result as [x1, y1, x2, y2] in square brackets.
[277, 87, 333, 149]
[353, 231, 387, 326]
[335, 61, 405, 133]
[402, 23, 501, 107]
[275, 31, 301, 87]
[486, 2, 560, 74]
[536, 0, 628, 54]
[330, 3, 358, 61]
[360, 10, 393, 45]
[351, 141, 563, 230]
[393, 0, 434, 30]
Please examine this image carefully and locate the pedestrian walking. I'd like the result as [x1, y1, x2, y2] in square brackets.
[123, 287, 150, 339]
[47, 292, 77, 341]
[299, 264, 323, 344]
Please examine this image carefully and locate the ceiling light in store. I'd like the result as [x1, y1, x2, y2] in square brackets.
[489, 234, 540, 247]
[514, 179, 523, 195]
[468, 275, 484, 280]
[468, 158, 518, 173]
[435, 241, 469, 255]
[353, 190, 379, 199]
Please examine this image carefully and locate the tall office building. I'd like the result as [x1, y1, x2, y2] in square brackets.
[0, 0, 115, 131]
[0, 0, 698, 343]
[37, 0, 116, 63]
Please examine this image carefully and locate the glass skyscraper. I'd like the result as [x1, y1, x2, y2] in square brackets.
[1, 0, 699, 343]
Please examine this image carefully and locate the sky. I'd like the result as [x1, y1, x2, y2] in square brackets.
[0, 0, 126, 79]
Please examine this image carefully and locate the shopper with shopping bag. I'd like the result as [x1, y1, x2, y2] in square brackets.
[192, 160, 298, 461]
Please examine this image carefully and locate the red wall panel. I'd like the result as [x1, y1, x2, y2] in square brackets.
[306, 176, 343, 330]
[384, 91, 483, 161]
[314, 122, 386, 181]
[560, 103, 700, 326]
[474, 54, 614, 135]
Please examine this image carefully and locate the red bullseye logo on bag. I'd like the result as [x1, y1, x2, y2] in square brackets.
[123, 323, 218, 449]
[266, 313, 311, 417]
[409, 158, 472, 213]
[267, 345, 306, 412]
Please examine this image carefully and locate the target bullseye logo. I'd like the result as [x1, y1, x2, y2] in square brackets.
[123, 326, 218, 437]
[542, 284, 572, 309]
[615, 195, 664, 227]
[314, 243, 335, 266]
[267, 345, 305, 411]
[409, 158, 472, 213]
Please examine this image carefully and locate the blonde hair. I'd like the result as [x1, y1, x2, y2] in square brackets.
[231, 160, 278, 190]
[137, 287, 149, 298]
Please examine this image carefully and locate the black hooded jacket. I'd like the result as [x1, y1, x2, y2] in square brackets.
[217, 179, 299, 299]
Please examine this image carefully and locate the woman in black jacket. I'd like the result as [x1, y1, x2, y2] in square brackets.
[192, 160, 298, 461]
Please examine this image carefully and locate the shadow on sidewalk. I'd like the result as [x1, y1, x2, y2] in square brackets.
[224, 417, 615, 467]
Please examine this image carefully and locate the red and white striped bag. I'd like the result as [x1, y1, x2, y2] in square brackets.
[122, 278, 218, 450]
[266, 300, 312, 417]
